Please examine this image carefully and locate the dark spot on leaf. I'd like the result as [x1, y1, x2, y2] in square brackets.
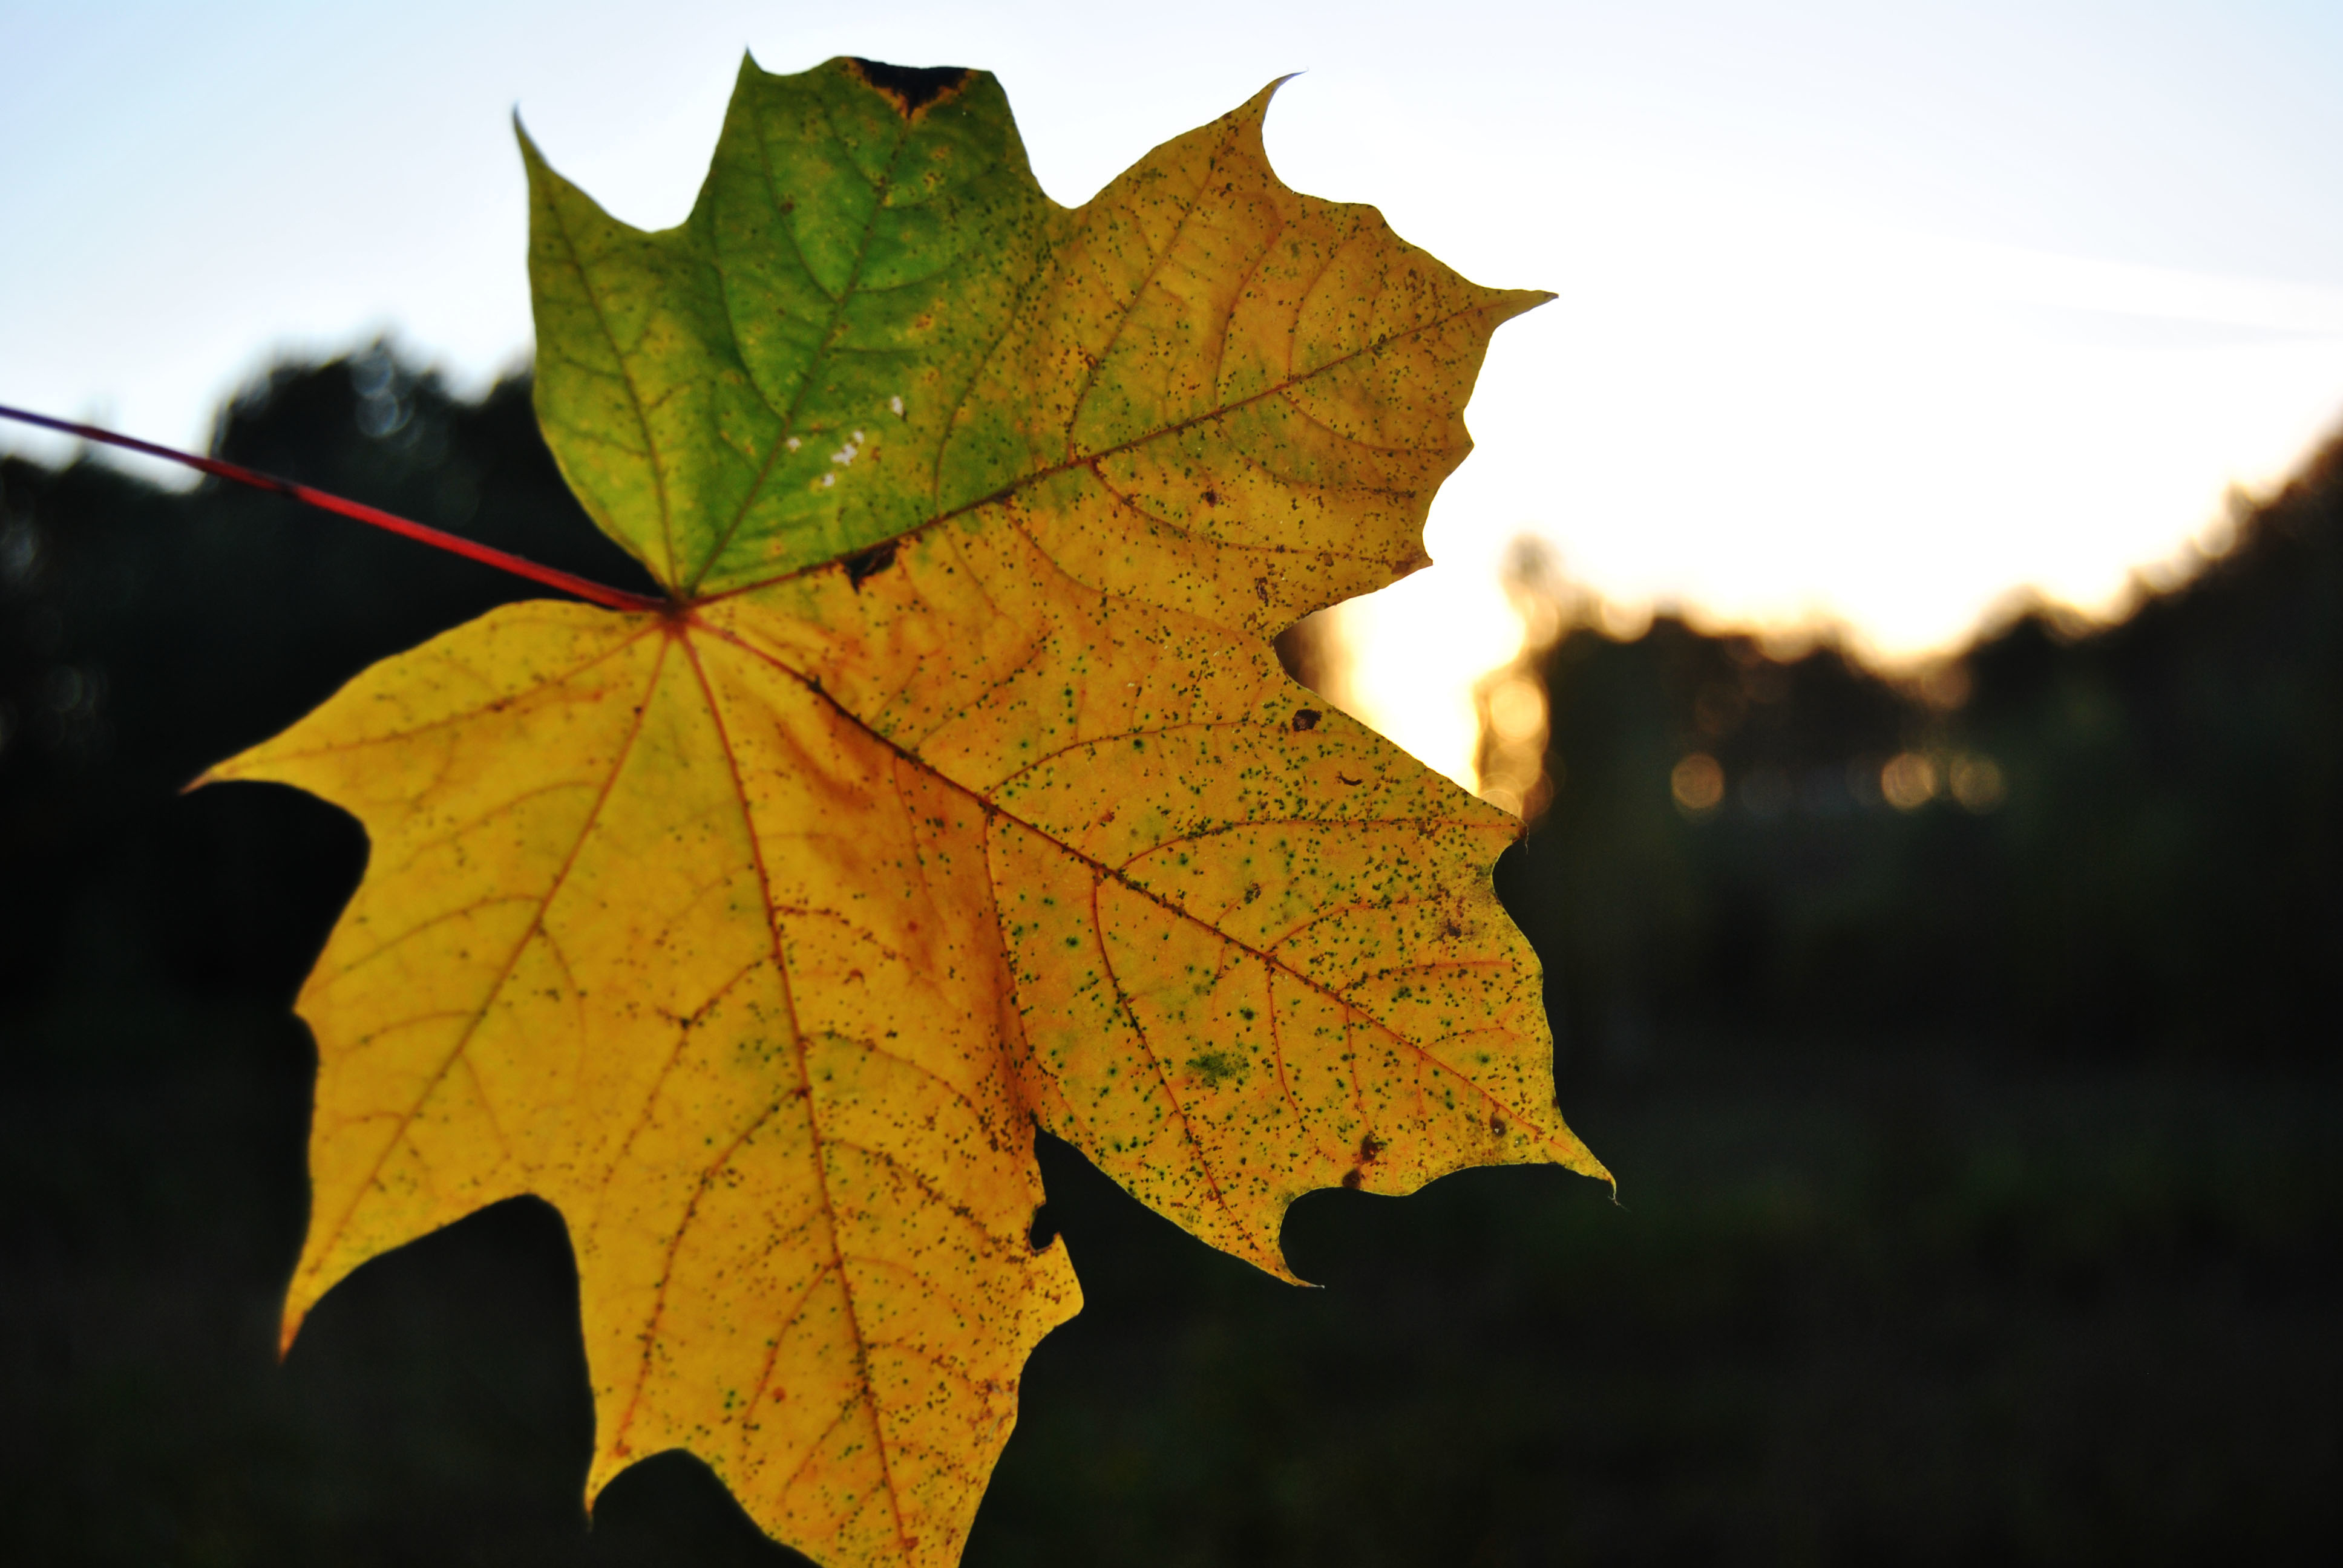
[844, 540, 897, 589]
[1358, 1132, 1386, 1163]
[1338, 771, 1363, 786]
[1291, 708, 1321, 732]
[1490, 1114, 1508, 1136]
[1340, 1168, 1363, 1191]
[1027, 1204, 1057, 1251]
[1187, 1050, 1242, 1086]
[1442, 920, 1464, 939]
[1202, 489, 1219, 506]
[847, 59, 971, 116]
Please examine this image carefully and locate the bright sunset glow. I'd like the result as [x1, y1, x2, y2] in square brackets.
[1334, 207, 2343, 787]
[7, 2, 2342, 793]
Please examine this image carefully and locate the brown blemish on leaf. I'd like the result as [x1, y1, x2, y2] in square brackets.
[846, 58, 971, 117]
[844, 540, 898, 590]
[1291, 708, 1321, 733]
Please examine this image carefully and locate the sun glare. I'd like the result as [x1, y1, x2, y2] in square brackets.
[1321, 185, 2343, 795]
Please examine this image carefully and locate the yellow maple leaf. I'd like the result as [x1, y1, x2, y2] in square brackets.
[206, 54, 1607, 1568]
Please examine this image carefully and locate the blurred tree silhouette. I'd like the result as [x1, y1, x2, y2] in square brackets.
[1495, 439, 2343, 1075]
[4, 352, 2338, 1564]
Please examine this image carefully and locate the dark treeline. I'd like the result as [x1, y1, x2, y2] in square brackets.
[1, 347, 657, 1013]
[5, 351, 2339, 1564]
[1496, 443, 2343, 1074]
[2, 351, 660, 1566]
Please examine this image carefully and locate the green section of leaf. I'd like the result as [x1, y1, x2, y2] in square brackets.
[525, 55, 1060, 596]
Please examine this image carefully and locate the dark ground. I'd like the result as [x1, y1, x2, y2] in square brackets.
[3, 351, 2338, 1564]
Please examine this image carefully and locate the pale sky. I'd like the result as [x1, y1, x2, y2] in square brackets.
[6, 1, 2342, 788]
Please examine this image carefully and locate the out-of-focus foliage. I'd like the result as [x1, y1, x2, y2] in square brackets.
[1492, 440, 2343, 1070]
[5, 354, 2339, 1564]
[1, 348, 658, 1007]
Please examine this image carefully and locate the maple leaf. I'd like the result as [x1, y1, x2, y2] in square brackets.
[203, 54, 1608, 1568]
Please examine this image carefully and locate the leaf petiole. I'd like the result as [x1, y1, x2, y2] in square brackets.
[0, 402, 665, 615]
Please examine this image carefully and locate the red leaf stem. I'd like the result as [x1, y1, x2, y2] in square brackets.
[0, 402, 665, 615]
